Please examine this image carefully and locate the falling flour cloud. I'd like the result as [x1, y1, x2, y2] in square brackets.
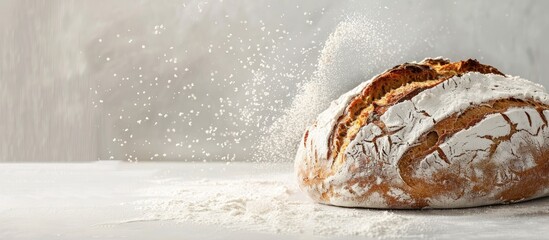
[255, 16, 418, 163]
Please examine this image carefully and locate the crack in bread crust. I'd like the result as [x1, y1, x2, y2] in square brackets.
[397, 98, 549, 205]
[295, 58, 549, 209]
[329, 59, 504, 170]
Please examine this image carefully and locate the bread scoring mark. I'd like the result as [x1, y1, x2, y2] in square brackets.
[329, 62, 440, 162]
[376, 72, 549, 167]
[405, 105, 549, 207]
[295, 60, 549, 209]
[345, 72, 549, 208]
[397, 99, 545, 190]
[525, 111, 533, 127]
[329, 59, 504, 172]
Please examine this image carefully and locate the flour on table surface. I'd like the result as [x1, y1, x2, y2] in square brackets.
[129, 173, 425, 238]
[127, 169, 549, 238]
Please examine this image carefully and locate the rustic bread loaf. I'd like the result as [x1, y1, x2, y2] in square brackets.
[295, 58, 549, 209]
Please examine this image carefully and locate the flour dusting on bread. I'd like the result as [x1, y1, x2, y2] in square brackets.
[295, 58, 549, 209]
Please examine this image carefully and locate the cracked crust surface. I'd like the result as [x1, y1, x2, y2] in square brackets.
[295, 58, 549, 209]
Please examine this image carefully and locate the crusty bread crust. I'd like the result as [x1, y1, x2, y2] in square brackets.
[295, 58, 549, 209]
[330, 59, 504, 170]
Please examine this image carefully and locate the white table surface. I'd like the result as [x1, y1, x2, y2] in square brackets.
[0, 161, 547, 240]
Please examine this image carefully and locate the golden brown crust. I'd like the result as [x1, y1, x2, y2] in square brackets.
[296, 58, 549, 209]
[397, 98, 549, 208]
[497, 144, 549, 201]
[329, 59, 504, 169]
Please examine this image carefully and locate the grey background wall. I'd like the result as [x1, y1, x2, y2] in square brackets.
[1, 0, 547, 162]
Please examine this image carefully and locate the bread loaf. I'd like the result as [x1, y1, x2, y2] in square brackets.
[295, 58, 549, 209]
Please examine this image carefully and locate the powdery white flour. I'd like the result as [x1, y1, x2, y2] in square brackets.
[127, 165, 549, 238]
[130, 170, 427, 238]
[254, 16, 421, 163]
